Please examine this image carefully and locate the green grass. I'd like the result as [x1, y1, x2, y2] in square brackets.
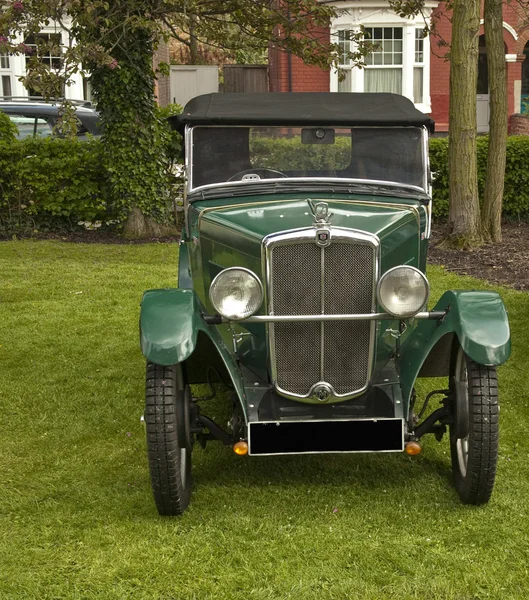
[1, 240, 528, 600]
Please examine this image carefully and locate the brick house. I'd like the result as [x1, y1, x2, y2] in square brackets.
[269, 1, 529, 133]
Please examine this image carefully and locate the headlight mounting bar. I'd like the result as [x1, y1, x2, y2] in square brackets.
[203, 310, 448, 325]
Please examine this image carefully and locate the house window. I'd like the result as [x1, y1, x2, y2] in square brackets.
[521, 42, 529, 113]
[25, 33, 62, 69]
[1, 76, 12, 96]
[337, 30, 353, 92]
[414, 29, 425, 103]
[333, 17, 430, 112]
[0, 53, 11, 96]
[364, 27, 403, 95]
[24, 33, 62, 96]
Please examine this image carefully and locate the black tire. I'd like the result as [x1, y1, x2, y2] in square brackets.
[449, 344, 499, 505]
[145, 362, 192, 516]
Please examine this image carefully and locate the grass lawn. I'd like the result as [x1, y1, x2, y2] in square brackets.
[1, 240, 528, 600]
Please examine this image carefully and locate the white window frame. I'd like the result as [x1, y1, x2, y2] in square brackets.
[0, 51, 13, 97]
[413, 28, 426, 105]
[329, 2, 434, 114]
[363, 26, 404, 96]
[7, 18, 85, 99]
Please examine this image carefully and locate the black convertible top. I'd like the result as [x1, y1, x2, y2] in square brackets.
[172, 92, 434, 133]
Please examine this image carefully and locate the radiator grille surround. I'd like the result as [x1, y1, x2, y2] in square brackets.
[265, 227, 379, 402]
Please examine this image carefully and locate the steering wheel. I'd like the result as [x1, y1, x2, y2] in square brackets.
[228, 168, 287, 181]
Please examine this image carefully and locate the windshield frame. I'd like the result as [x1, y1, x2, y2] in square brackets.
[185, 124, 429, 195]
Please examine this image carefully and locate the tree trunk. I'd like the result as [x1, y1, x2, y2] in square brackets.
[444, 0, 482, 249]
[482, 0, 507, 243]
[189, 15, 199, 64]
[122, 206, 178, 239]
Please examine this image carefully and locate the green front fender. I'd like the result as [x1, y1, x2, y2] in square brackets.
[139, 288, 246, 404]
[140, 288, 203, 365]
[399, 290, 511, 404]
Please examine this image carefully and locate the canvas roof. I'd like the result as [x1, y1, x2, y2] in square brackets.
[171, 92, 435, 133]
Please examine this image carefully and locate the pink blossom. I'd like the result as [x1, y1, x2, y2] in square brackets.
[17, 43, 32, 55]
[12, 1, 24, 11]
[108, 58, 118, 70]
[0, 36, 8, 44]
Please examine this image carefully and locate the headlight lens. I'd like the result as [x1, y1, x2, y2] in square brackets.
[209, 267, 263, 320]
[377, 266, 429, 318]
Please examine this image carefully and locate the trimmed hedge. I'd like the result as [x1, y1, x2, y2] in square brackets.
[429, 136, 529, 219]
[254, 134, 529, 220]
[0, 104, 183, 236]
[251, 135, 352, 171]
[0, 137, 106, 234]
[2, 130, 529, 235]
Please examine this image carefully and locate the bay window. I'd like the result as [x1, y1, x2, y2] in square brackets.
[332, 6, 432, 114]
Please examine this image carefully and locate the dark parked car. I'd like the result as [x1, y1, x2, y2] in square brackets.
[139, 92, 511, 515]
[0, 97, 101, 139]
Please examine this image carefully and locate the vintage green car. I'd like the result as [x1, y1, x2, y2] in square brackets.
[140, 93, 511, 516]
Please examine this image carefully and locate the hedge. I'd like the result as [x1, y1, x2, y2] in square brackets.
[2, 129, 529, 235]
[0, 104, 182, 236]
[0, 136, 107, 234]
[254, 134, 529, 220]
[251, 135, 352, 171]
[429, 136, 529, 219]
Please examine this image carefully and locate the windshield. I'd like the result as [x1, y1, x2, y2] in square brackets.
[189, 125, 426, 191]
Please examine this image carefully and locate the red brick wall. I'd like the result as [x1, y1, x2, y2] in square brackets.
[269, 26, 330, 92]
[431, 1, 524, 132]
[268, 2, 527, 131]
[510, 114, 529, 134]
[429, 5, 451, 131]
[153, 39, 171, 107]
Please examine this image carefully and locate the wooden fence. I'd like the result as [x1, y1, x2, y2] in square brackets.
[222, 65, 268, 93]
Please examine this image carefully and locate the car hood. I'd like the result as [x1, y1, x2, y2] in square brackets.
[197, 196, 422, 267]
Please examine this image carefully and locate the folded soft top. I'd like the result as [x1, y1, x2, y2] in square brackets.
[171, 92, 435, 133]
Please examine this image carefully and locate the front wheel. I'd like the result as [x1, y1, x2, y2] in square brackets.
[145, 362, 193, 515]
[449, 345, 499, 505]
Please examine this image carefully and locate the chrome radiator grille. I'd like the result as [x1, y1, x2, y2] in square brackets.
[268, 235, 376, 399]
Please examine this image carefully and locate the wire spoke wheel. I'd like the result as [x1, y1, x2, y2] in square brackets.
[449, 344, 499, 505]
[145, 362, 193, 516]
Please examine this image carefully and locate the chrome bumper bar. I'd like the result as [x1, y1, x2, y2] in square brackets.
[203, 310, 448, 324]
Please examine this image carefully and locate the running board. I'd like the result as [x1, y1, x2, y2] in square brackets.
[248, 418, 404, 456]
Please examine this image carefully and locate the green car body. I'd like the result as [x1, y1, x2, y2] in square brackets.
[140, 194, 510, 415]
[140, 93, 510, 514]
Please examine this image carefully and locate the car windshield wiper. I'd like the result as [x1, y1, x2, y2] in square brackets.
[189, 180, 429, 203]
[189, 182, 285, 201]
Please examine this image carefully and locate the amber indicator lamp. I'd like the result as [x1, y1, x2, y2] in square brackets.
[233, 441, 249, 455]
[405, 441, 422, 456]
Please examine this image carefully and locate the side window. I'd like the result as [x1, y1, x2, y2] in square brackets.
[8, 115, 53, 138]
[75, 119, 89, 137]
[34, 117, 54, 137]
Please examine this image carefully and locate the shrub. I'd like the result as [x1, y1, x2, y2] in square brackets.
[0, 137, 106, 235]
[429, 135, 529, 220]
[250, 135, 352, 171]
[0, 105, 184, 236]
[0, 111, 18, 142]
[2, 126, 529, 236]
[250, 134, 529, 221]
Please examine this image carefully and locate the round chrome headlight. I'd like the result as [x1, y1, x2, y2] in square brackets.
[209, 267, 263, 321]
[377, 266, 429, 318]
